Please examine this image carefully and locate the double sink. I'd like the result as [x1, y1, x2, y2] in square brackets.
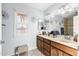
[41, 34, 77, 49]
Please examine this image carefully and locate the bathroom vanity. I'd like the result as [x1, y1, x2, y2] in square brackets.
[37, 35, 77, 56]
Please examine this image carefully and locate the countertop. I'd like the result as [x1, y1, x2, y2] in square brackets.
[37, 34, 78, 50]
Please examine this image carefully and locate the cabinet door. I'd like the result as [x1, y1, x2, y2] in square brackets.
[43, 49, 50, 56]
[57, 50, 63, 56]
[43, 42, 51, 52]
[58, 49, 70, 56]
[43, 42, 51, 56]
[37, 37, 43, 52]
[37, 38, 40, 50]
[40, 41, 43, 52]
[51, 46, 58, 56]
[51, 47, 70, 56]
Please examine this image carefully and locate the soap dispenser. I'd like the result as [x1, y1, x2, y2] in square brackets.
[74, 34, 78, 42]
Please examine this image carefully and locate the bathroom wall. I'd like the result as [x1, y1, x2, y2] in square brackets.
[0, 3, 2, 56]
[2, 3, 43, 56]
[73, 10, 79, 40]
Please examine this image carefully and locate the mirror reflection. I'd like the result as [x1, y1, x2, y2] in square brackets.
[38, 11, 78, 42]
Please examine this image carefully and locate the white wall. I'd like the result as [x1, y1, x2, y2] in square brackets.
[2, 3, 43, 56]
[73, 10, 79, 46]
[73, 15, 79, 35]
[73, 10, 79, 56]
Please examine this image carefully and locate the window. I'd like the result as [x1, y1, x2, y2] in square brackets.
[15, 12, 28, 35]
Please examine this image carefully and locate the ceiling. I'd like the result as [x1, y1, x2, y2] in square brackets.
[25, 3, 53, 11]
[25, 3, 79, 17]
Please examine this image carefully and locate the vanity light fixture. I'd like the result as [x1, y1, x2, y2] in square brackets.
[44, 3, 79, 22]
[64, 5, 70, 10]
[58, 8, 65, 15]
[57, 3, 79, 16]
[45, 15, 50, 20]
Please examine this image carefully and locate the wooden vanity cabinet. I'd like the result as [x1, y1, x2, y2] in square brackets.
[51, 41, 76, 56]
[37, 36, 51, 56]
[51, 46, 70, 56]
[37, 36, 77, 56]
[57, 49, 70, 56]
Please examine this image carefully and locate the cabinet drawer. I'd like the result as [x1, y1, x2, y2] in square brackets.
[43, 39, 51, 44]
[40, 41, 43, 48]
[43, 42, 51, 52]
[37, 36, 43, 41]
[51, 41, 77, 56]
[37, 39, 43, 49]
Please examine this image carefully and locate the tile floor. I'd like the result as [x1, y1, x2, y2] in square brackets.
[14, 49, 44, 56]
[28, 49, 44, 56]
